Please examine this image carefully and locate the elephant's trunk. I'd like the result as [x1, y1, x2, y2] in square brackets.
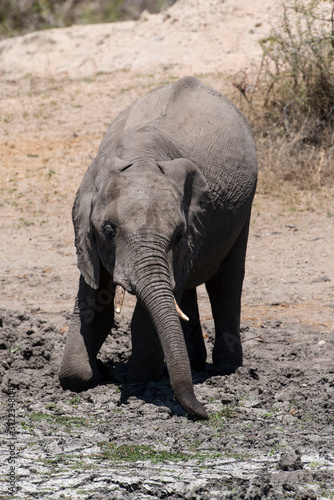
[140, 282, 207, 419]
[123, 246, 207, 420]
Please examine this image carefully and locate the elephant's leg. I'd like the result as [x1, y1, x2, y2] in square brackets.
[180, 288, 206, 371]
[205, 217, 250, 375]
[59, 269, 114, 392]
[128, 301, 164, 383]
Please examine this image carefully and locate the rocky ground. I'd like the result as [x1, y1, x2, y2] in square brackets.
[0, 0, 334, 498]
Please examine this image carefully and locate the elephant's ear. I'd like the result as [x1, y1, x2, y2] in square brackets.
[157, 158, 211, 264]
[72, 161, 101, 289]
[73, 156, 133, 288]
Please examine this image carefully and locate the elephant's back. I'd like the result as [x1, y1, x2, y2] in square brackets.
[161, 77, 256, 165]
[163, 78, 257, 212]
[100, 77, 252, 151]
[107, 77, 253, 145]
[99, 77, 257, 202]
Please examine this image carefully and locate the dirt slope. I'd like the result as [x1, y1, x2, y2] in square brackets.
[0, 1, 333, 499]
[0, 0, 279, 78]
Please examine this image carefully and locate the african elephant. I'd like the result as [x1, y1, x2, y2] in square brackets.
[59, 76, 257, 420]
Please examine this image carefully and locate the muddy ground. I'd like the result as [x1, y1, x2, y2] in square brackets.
[0, 300, 333, 500]
[1, 1, 334, 497]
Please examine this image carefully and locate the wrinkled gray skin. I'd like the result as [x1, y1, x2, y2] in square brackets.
[59, 77, 257, 420]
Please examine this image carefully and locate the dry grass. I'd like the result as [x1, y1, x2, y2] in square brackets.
[231, 0, 334, 194]
[254, 114, 334, 190]
[230, 83, 334, 200]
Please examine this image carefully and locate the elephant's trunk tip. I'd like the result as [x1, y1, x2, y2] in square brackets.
[114, 285, 125, 314]
[189, 405, 209, 421]
[178, 395, 209, 421]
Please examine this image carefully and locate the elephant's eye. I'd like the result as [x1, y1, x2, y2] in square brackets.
[174, 228, 184, 244]
[103, 222, 117, 241]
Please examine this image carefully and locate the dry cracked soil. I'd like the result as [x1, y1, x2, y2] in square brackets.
[0, 1, 334, 499]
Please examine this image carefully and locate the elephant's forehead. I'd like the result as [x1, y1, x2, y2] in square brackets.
[117, 188, 181, 227]
[108, 174, 180, 205]
[104, 174, 183, 230]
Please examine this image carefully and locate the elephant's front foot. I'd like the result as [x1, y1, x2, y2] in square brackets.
[59, 358, 111, 392]
[212, 336, 242, 375]
[212, 358, 242, 375]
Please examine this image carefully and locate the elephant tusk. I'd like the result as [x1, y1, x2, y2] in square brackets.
[114, 285, 125, 314]
[174, 298, 189, 322]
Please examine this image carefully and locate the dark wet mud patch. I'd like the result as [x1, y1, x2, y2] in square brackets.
[1, 308, 333, 499]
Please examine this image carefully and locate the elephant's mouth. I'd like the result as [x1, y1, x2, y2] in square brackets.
[113, 284, 189, 321]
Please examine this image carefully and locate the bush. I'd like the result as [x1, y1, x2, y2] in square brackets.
[260, 0, 334, 133]
[235, 0, 334, 188]
[0, 0, 176, 39]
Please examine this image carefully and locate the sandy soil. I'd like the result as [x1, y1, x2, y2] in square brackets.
[0, 0, 279, 79]
[0, 1, 333, 498]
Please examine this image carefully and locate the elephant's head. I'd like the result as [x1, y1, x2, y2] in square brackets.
[72, 156, 210, 419]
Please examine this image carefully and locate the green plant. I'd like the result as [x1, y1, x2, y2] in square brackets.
[46, 168, 55, 179]
[97, 442, 190, 463]
[0, 0, 58, 38]
[0, 1, 177, 40]
[20, 422, 35, 434]
[44, 403, 57, 410]
[261, 412, 275, 419]
[28, 411, 90, 429]
[8, 344, 20, 354]
[18, 217, 34, 227]
[211, 407, 236, 421]
[68, 395, 82, 407]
